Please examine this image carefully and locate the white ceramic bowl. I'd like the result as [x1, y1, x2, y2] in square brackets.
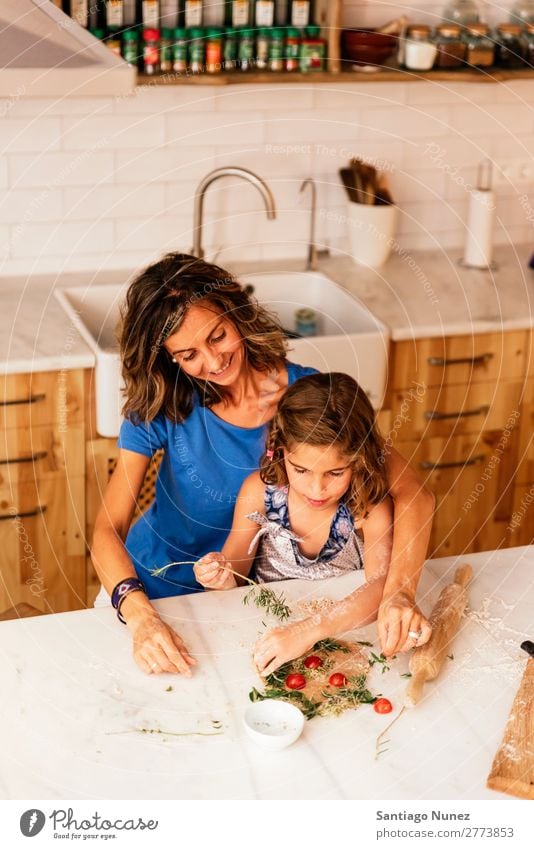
[243, 700, 305, 751]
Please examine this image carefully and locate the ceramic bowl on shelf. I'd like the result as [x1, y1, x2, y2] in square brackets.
[243, 700, 305, 750]
[341, 28, 397, 66]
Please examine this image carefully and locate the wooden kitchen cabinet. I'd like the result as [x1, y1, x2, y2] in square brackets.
[0, 370, 86, 616]
[387, 330, 528, 558]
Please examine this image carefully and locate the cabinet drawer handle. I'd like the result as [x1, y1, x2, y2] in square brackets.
[0, 393, 46, 407]
[0, 451, 48, 466]
[420, 454, 486, 471]
[0, 505, 47, 521]
[425, 405, 489, 421]
[427, 354, 493, 367]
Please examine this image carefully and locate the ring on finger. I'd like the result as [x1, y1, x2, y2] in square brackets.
[408, 629, 423, 640]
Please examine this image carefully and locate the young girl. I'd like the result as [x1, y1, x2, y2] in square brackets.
[194, 372, 404, 676]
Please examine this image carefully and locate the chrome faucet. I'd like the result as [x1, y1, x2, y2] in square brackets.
[300, 177, 318, 271]
[192, 167, 276, 259]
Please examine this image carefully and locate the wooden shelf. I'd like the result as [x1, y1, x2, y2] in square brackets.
[137, 67, 534, 86]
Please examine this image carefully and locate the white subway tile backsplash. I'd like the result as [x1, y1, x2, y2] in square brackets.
[60, 115, 165, 150]
[10, 220, 114, 259]
[115, 147, 216, 184]
[63, 183, 166, 221]
[9, 151, 116, 189]
[167, 113, 265, 146]
[0, 63, 530, 274]
[1, 118, 62, 153]
[0, 189, 63, 224]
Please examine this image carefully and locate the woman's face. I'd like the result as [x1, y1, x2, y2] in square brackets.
[163, 303, 244, 385]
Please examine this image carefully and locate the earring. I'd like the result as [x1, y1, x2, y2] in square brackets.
[172, 358, 177, 363]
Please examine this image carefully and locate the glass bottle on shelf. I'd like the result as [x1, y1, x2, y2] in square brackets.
[434, 23, 466, 67]
[463, 23, 495, 67]
[106, 1, 124, 32]
[402, 25, 438, 71]
[510, 1, 534, 25]
[178, 1, 203, 28]
[254, 1, 275, 28]
[137, 0, 159, 27]
[442, 0, 479, 26]
[495, 23, 526, 67]
[287, 1, 313, 28]
[224, 1, 252, 27]
[68, 0, 90, 27]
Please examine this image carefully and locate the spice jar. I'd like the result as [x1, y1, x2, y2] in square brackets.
[463, 22, 495, 67]
[122, 29, 140, 67]
[238, 28, 255, 71]
[189, 27, 205, 73]
[223, 27, 238, 70]
[206, 28, 223, 73]
[285, 27, 300, 72]
[495, 23, 526, 68]
[105, 34, 122, 57]
[442, 0, 480, 26]
[403, 25, 438, 70]
[172, 27, 188, 73]
[299, 25, 326, 71]
[256, 28, 270, 70]
[160, 28, 173, 73]
[523, 22, 534, 66]
[143, 28, 160, 75]
[268, 28, 285, 72]
[434, 24, 466, 67]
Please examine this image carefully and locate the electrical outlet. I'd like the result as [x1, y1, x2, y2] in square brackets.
[493, 159, 534, 189]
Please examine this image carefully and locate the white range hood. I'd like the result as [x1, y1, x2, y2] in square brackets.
[0, 0, 136, 97]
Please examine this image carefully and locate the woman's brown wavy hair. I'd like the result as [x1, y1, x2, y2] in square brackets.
[120, 253, 288, 423]
[259, 372, 388, 519]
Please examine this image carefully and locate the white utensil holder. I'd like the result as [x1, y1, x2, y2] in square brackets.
[346, 202, 398, 268]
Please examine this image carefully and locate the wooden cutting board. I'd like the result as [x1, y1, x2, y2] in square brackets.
[487, 658, 534, 800]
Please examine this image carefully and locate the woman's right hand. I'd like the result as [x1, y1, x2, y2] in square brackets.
[193, 552, 237, 590]
[127, 610, 197, 676]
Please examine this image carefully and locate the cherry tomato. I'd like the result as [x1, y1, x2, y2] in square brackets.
[328, 673, 347, 688]
[285, 673, 306, 690]
[304, 655, 323, 669]
[374, 698, 393, 714]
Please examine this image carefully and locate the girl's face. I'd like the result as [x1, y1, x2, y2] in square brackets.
[283, 442, 353, 511]
[164, 303, 244, 385]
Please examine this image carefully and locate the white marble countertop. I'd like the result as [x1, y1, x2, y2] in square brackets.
[1, 243, 533, 374]
[0, 546, 532, 801]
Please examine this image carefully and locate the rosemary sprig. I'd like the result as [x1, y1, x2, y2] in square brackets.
[312, 638, 350, 654]
[374, 706, 405, 761]
[150, 560, 292, 622]
[357, 640, 374, 647]
[249, 686, 319, 720]
[368, 651, 396, 673]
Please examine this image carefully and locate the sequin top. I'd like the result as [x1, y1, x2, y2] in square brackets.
[246, 484, 364, 583]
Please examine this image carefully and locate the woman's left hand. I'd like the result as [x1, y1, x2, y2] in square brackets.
[377, 590, 432, 656]
[253, 619, 319, 677]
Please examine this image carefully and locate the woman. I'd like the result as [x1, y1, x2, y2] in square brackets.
[92, 253, 434, 676]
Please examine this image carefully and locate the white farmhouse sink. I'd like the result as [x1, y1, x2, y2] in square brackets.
[56, 271, 389, 438]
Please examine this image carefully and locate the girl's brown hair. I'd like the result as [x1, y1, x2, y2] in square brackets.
[119, 253, 288, 423]
[260, 372, 388, 519]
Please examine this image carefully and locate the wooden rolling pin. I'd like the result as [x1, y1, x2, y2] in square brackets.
[406, 564, 473, 706]
[487, 654, 534, 800]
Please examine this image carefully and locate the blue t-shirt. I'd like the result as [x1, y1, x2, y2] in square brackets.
[118, 362, 317, 599]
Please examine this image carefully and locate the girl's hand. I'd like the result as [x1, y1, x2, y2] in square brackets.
[377, 591, 432, 656]
[253, 619, 319, 677]
[127, 611, 197, 676]
[193, 553, 237, 590]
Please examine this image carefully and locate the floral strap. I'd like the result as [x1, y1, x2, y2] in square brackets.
[245, 511, 303, 555]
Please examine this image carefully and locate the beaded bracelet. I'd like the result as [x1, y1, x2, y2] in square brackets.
[111, 577, 146, 625]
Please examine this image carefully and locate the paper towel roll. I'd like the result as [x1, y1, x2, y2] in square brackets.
[463, 189, 495, 268]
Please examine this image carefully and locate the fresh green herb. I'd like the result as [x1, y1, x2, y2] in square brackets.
[400, 672, 412, 679]
[244, 585, 291, 621]
[264, 661, 294, 688]
[357, 640, 374, 647]
[249, 686, 319, 720]
[447, 654, 454, 661]
[317, 676, 376, 717]
[312, 638, 350, 654]
[368, 652, 396, 673]
[165, 685, 173, 692]
[151, 559, 292, 622]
